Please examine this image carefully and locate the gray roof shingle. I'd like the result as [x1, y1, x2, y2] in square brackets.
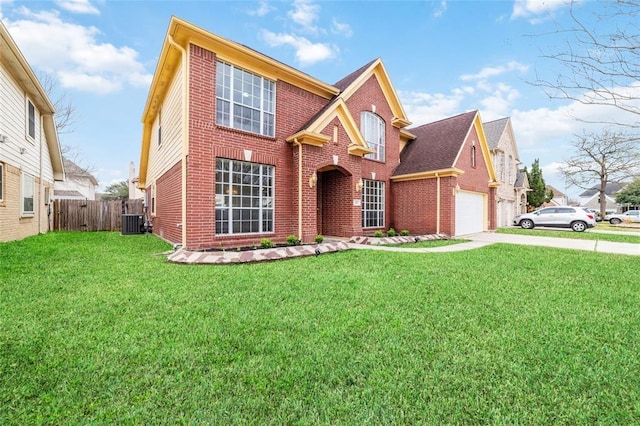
[482, 117, 509, 150]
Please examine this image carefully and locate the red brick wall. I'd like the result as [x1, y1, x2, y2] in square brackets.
[152, 160, 182, 244]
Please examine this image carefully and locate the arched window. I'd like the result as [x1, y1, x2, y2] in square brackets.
[361, 112, 385, 162]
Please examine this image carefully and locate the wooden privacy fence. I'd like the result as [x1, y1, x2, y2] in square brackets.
[53, 199, 145, 232]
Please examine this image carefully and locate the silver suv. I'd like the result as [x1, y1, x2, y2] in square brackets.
[608, 210, 640, 224]
[513, 207, 596, 232]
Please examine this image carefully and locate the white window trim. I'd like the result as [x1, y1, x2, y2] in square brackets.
[26, 98, 36, 142]
[215, 61, 276, 137]
[215, 158, 275, 235]
[0, 163, 4, 202]
[361, 112, 385, 162]
[21, 172, 35, 217]
[362, 179, 385, 229]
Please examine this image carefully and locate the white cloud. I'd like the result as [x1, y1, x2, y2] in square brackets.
[399, 90, 467, 125]
[331, 18, 352, 37]
[461, 61, 529, 81]
[261, 30, 335, 66]
[247, 0, 273, 17]
[288, 0, 319, 27]
[433, 0, 447, 18]
[55, 0, 99, 15]
[511, 0, 577, 22]
[4, 8, 152, 94]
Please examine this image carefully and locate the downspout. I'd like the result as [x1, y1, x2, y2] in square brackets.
[39, 118, 43, 235]
[292, 138, 303, 240]
[167, 35, 189, 249]
[436, 173, 441, 234]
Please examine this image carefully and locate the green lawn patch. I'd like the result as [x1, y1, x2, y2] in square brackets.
[2, 232, 640, 423]
[498, 226, 640, 244]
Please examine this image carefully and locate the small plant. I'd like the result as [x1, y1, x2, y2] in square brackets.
[387, 228, 396, 237]
[315, 234, 324, 244]
[286, 234, 299, 246]
[400, 229, 410, 236]
[374, 230, 384, 238]
[260, 238, 274, 249]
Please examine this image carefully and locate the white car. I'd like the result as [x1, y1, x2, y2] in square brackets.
[608, 210, 640, 224]
[513, 206, 597, 232]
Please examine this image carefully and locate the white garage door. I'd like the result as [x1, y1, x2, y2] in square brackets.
[455, 191, 485, 236]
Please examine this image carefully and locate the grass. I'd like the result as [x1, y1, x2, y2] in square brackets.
[498, 226, 640, 244]
[2, 232, 640, 423]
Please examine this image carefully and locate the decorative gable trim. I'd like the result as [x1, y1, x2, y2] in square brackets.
[287, 98, 374, 156]
[452, 111, 498, 184]
[339, 58, 411, 129]
[391, 168, 464, 182]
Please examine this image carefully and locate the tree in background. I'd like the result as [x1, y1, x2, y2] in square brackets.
[524, 159, 553, 209]
[561, 130, 640, 217]
[102, 181, 129, 201]
[615, 177, 640, 208]
[533, 1, 640, 128]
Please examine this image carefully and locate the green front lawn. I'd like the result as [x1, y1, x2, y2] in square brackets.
[1, 232, 640, 423]
[498, 226, 640, 244]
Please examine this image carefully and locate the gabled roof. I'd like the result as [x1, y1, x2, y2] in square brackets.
[483, 117, 510, 150]
[546, 185, 566, 198]
[393, 111, 477, 176]
[578, 182, 626, 197]
[334, 59, 377, 92]
[483, 117, 520, 161]
[63, 157, 98, 186]
[514, 171, 529, 188]
[0, 21, 64, 181]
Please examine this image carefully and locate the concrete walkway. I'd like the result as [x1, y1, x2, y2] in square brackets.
[167, 230, 639, 264]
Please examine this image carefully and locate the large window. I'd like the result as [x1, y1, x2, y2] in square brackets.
[215, 158, 274, 234]
[362, 179, 384, 228]
[216, 61, 275, 137]
[361, 112, 385, 161]
[22, 173, 35, 216]
[27, 99, 36, 140]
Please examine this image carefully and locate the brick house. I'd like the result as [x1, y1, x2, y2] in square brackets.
[138, 17, 497, 250]
[0, 22, 64, 242]
[392, 111, 498, 236]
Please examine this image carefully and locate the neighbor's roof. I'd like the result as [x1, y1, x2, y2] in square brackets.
[63, 157, 98, 186]
[546, 184, 567, 198]
[483, 117, 510, 150]
[579, 182, 626, 197]
[514, 171, 528, 188]
[393, 110, 478, 176]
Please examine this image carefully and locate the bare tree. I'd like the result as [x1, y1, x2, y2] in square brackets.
[38, 72, 76, 134]
[533, 0, 640, 128]
[561, 129, 640, 217]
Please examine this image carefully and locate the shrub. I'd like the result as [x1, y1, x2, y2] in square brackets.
[260, 238, 274, 249]
[286, 235, 299, 246]
[315, 235, 324, 244]
[374, 230, 384, 238]
[400, 229, 410, 236]
[387, 228, 396, 237]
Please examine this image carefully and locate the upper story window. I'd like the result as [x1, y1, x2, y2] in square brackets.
[27, 99, 36, 140]
[216, 61, 275, 137]
[361, 112, 385, 162]
[471, 144, 477, 168]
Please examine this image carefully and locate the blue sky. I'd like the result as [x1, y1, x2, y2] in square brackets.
[1, 0, 637, 198]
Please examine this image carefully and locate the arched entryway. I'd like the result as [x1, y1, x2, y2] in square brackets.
[315, 165, 353, 238]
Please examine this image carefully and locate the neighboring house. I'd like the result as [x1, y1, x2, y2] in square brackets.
[53, 157, 97, 200]
[483, 117, 529, 227]
[543, 185, 568, 207]
[392, 111, 498, 236]
[579, 182, 625, 213]
[128, 162, 144, 200]
[0, 21, 64, 242]
[138, 17, 497, 250]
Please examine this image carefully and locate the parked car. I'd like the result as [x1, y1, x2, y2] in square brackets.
[513, 206, 597, 232]
[608, 210, 640, 224]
